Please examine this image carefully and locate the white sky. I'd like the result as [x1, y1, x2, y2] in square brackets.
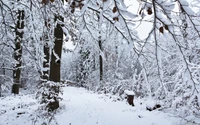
[125, 0, 153, 40]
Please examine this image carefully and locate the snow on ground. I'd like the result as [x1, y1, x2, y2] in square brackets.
[0, 93, 39, 125]
[0, 86, 183, 125]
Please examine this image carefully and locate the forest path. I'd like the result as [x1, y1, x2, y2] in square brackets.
[0, 86, 182, 125]
[55, 86, 181, 125]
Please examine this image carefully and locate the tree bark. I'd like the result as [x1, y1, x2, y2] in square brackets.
[49, 16, 64, 82]
[99, 39, 103, 81]
[42, 18, 50, 80]
[12, 8, 25, 94]
[43, 43, 50, 80]
[97, 13, 103, 82]
[48, 15, 63, 111]
[0, 63, 5, 97]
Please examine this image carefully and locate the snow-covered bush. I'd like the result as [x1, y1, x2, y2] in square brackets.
[36, 81, 63, 112]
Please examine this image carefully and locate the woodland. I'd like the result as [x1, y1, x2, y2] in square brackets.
[0, 0, 200, 124]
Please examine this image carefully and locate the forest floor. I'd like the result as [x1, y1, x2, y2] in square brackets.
[0, 86, 195, 125]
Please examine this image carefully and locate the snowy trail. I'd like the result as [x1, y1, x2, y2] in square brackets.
[0, 86, 182, 125]
[56, 87, 180, 125]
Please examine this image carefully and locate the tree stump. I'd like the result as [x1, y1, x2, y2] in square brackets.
[124, 90, 135, 106]
[12, 84, 20, 94]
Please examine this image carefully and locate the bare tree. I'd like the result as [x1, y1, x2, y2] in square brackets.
[12, 0, 25, 94]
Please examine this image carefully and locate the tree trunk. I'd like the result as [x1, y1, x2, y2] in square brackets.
[42, 19, 50, 80]
[48, 15, 63, 111]
[99, 39, 103, 81]
[97, 13, 103, 82]
[49, 16, 64, 82]
[43, 43, 50, 80]
[12, 8, 25, 94]
[47, 15, 63, 112]
[0, 63, 5, 97]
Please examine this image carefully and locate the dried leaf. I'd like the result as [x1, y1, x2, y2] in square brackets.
[50, 0, 54, 2]
[72, 1, 76, 5]
[79, 3, 84, 10]
[102, 0, 107, 2]
[159, 27, 164, 33]
[70, 5, 75, 8]
[41, 0, 49, 4]
[112, 7, 117, 13]
[113, 17, 119, 21]
[70, 2, 76, 9]
[71, 9, 75, 13]
[147, 8, 152, 15]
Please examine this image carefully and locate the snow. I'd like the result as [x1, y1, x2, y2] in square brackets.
[0, 94, 39, 125]
[53, 49, 60, 63]
[124, 90, 135, 95]
[156, 10, 171, 25]
[0, 86, 184, 125]
[179, 0, 189, 6]
[80, 2, 88, 15]
[183, 6, 195, 15]
[7, 32, 15, 40]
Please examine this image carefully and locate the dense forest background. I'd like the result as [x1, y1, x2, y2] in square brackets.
[0, 0, 200, 123]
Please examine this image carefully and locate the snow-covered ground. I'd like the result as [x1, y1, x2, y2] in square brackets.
[0, 86, 185, 125]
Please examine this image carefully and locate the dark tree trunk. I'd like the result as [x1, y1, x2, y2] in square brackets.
[99, 39, 103, 81]
[49, 16, 64, 82]
[43, 43, 50, 80]
[97, 13, 103, 82]
[12, 84, 20, 94]
[48, 15, 63, 111]
[12, 8, 25, 94]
